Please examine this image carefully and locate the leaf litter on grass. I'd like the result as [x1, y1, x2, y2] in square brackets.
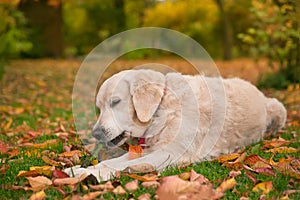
[0, 59, 300, 199]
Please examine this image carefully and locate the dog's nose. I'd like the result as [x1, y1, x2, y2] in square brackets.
[92, 126, 106, 141]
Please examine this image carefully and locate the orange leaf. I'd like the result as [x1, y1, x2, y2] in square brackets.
[126, 173, 158, 182]
[252, 181, 273, 194]
[244, 154, 268, 167]
[17, 170, 39, 177]
[128, 144, 143, 160]
[215, 153, 240, 163]
[58, 150, 83, 158]
[216, 178, 237, 192]
[263, 138, 290, 149]
[32, 139, 59, 149]
[42, 156, 61, 166]
[0, 164, 9, 175]
[82, 191, 103, 200]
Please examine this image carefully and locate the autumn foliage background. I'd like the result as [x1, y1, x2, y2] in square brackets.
[0, 0, 300, 199]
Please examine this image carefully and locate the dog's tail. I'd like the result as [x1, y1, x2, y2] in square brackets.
[266, 98, 287, 135]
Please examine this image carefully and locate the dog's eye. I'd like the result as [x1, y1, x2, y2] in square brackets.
[110, 97, 121, 107]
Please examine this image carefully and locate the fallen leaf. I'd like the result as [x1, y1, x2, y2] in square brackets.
[254, 168, 275, 176]
[88, 181, 114, 191]
[190, 169, 209, 184]
[26, 176, 52, 190]
[128, 144, 143, 160]
[179, 172, 190, 181]
[141, 181, 160, 189]
[4, 117, 13, 130]
[245, 172, 257, 184]
[126, 173, 158, 182]
[266, 147, 298, 154]
[113, 185, 126, 195]
[228, 170, 242, 178]
[29, 190, 46, 200]
[252, 181, 273, 194]
[58, 150, 83, 158]
[52, 169, 69, 178]
[125, 179, 138, 191]
[244, 154, 268, 167]
[263, 138, 290, 149]
[0, 142, 9, 154]
[82, 191, 102, 200]
[29, 166, 54, 177]
[216, 178, 237, 192]
[8, 149, 20, 158]
[53, 174, 87, 185]
[138, 193, 151, 200]
[156, 175, 223, 200]
[32, 139, 60, 149]
[17, 170, 40, 177]
[42, 156, 60, 166]
[123, 163, 155, 173]
[252, 161, 272, 169]
[215, 153, 240, 163]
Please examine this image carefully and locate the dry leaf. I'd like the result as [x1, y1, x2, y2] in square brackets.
[254, 168, 275, 176]
[215, 153, 240, 163]
[216, 178, 237, 192]
[52, 169, 70, 178]
[179, 172, 190, 181]
[58, 150, 83, 158]
[266, 147, 298, 154]
[228, 170, 242, 178]
[53, 174, 87, 186]
[263, 138, 290, 149]
[156, 175, 223, 200]
[88, 181, 114, 191]
[42, 156, 60, 166]
[29, 166, 54, 177]
[126, 173, 158, 182]
[190, 169, 209, 184]
[26, 176, 52, 189]
[128, 144, 143, 160]
[123, 163, 155, 173]
[125, 179, 138, 191]
[17, 170, 39, 177]
[113, 185, 126, 195]
[244, 154, 268, 167]
[141, 181, 160, 189]
[32, 139, 59, 149]
[82, 191, 102, 200]
[0, 164, 9, 175]
[138, 193, 151, 200]
[252, 181, 273, 194]
[29, 190, 46, 200]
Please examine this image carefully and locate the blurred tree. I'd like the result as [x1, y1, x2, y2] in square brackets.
[19, 0, 63, 57]
[0, 2, 31, 79]
[143, 0, 221, 58]
[214, 0, 233, 60]
[238, 0, 300, 88]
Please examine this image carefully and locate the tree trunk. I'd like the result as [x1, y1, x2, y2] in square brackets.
[19, 0, 63, 58]
[215, 0, 233, 60]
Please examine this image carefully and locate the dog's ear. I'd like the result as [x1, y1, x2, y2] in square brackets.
[129, 70, 165, 123]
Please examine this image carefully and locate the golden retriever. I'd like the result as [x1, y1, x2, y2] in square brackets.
[65, 69, 286, 181]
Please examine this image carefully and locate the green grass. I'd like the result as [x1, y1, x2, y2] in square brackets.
[1, 60, 300, 199]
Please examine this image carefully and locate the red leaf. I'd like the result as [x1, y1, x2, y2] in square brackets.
[53, 169, 69, 178]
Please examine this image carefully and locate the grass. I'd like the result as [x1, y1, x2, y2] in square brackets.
[0, 59, 299, 199]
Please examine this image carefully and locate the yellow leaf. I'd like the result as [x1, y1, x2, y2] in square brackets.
[216, 178, 237, 192]
[29, 166, 54, 177]
[33, 139, 59, 149]
[4, 117, 13, 130]
[252, 181, 273, 194]
[267, 147, 298, 154]
[25, 149, 41, 158]
[91, 159, 98, 166]
[29, 190, 46, 200]
[215, 153, 240, 163]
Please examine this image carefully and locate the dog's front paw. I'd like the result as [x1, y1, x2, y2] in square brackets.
[64, 164, 116, 182]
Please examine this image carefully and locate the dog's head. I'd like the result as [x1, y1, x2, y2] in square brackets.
[92, 70, 165, 147]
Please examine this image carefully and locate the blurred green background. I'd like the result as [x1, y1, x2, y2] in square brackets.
[0, 0, 299, 88]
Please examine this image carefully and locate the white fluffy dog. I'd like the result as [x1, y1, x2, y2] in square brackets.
[65, 69, 286, 181]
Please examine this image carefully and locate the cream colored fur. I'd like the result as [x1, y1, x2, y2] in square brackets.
[65, 69, 286, 181]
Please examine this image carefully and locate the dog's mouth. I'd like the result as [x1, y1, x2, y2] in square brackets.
[107, 131, 130, 147]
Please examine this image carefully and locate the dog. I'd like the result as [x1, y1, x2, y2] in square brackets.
[65, 69, 286, 181]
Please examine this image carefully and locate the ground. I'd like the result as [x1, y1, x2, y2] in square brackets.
[0, 59, 299, 199]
